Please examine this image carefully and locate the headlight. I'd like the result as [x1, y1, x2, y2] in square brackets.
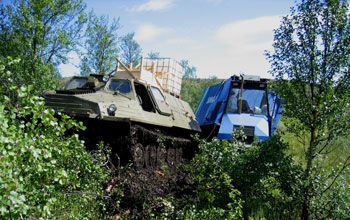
[107, 104, 117, 116]
[103, 75, 109, 82]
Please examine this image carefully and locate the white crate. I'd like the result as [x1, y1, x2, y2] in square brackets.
[142, 58, 184, 96]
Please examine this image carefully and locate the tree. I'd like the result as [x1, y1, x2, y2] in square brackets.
[266, 0, 350, 219]
[0, 57, 112, 219]
[119, 32, 142, 67]
[147, 51, 160, 59]
[79, 12, 120, 75]
[180, 59, 197, 79]
[0, 0, 87, 93]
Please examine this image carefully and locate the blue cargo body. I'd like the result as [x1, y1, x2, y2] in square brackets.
[195, 75, 282, 142]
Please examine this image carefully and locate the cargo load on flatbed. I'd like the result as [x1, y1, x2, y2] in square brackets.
[116, 57, 184, 97]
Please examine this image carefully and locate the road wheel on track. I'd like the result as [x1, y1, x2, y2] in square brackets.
[132, 143, 144, 169]
[167, 147, 176, 166]
[149, 145, 157, 168]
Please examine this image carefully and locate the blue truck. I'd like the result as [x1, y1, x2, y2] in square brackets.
[195, 75, 282, 143]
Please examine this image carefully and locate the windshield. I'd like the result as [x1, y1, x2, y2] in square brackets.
[65, 77, 88, 90]
[108, 80, 131, 94]
[226, 88, 267, 115]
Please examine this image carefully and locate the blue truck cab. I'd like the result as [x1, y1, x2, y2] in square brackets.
[195, 75, 282, 143]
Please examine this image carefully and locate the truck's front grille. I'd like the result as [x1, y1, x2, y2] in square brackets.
[233, 125, 255, 137]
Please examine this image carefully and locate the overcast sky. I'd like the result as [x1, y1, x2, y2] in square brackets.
[58, 0, 295, 78]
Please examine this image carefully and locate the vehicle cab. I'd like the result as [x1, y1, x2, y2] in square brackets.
[195, 75, 282, 142]
[218, 75, 271, 142]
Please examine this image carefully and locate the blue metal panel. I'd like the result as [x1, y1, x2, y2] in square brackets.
[268, 92, 276, 115]
[217, 113, 269, 140]
[195, 78, 232, 126]
[217, 113, 234, 140]
[267, 91, 283, 135]
[194, 86, 212, 125]
[271, 96, 283, 135]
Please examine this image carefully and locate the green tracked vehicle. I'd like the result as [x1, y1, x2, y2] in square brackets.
[44, 58, 201, 169]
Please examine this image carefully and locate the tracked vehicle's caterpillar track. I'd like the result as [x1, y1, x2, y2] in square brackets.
[77, 118, 197, 170]
[129, 124, 194, 169]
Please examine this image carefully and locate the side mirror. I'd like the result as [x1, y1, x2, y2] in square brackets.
[253, 106, 262, 114]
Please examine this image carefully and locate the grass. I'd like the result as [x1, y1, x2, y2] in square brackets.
[277, 117, 350, 180]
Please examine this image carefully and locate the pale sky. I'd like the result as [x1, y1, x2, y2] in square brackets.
[59, 0, 295, 78]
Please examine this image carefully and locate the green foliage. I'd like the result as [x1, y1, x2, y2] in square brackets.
[183, 136, 243, 219]
[278, 117, 309, 165]
[278, 117, 350, 218]
[0, 56, 59, 96]
[0, 58, 111, 219]
[184, 133, 303, 219]
[0, 0, 87, 93]
[80, 12, 120, 75]
[119, 32, 142, 66]
[267, 0, 350, 138]
[280, 117, 350, 171]
[266, 0, 350, 218]
[183, 205, 237, 220]
[181, 77, 221, 110]
[309, 164, 350, 219]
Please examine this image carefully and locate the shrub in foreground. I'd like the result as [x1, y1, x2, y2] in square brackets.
[0, 58, 111, 219]
[182, 133, 303, 220]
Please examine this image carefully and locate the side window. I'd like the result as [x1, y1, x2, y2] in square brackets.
[226, 88, 240, 113]
[134, 83, 155, 112]
[151, 87, 166, 102]
[151, 87, 171, 115]
[109, 80, 131, 94]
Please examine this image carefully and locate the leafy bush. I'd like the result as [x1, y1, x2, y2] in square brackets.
[183, 205, 237, 220]
[183, 135, 243, 218]
[310, 164, 350, 219]
[183, 132, 303, 220]
[0, 58, 111, 219]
